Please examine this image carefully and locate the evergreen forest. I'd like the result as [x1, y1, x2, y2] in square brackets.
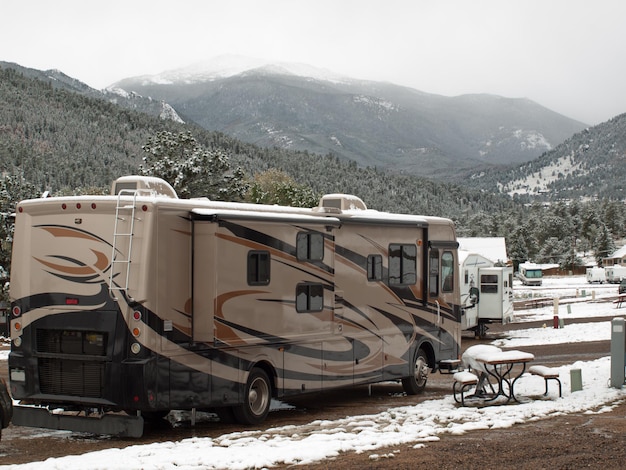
[2, 65, 626, 295]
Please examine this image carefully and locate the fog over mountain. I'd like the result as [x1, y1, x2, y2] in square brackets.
[112, 56, 586, 180]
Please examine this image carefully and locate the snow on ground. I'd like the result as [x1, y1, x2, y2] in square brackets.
[514, 274, 618, 301]
[1, 276, 625, 469]
[493, 320, 612, 348]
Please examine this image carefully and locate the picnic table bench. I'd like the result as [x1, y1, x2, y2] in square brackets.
[452, 371, 479, 406]
[528, 365, 562, 397]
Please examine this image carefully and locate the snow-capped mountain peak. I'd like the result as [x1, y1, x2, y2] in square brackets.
[129, 54, 348, 86]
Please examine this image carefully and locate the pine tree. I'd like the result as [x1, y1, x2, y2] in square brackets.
[246, 169, 318, 207]
[139, 131, 248, 200]
[594, 223, 616, 264]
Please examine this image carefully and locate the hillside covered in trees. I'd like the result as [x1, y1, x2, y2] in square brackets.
[466, 112, 626, 202]
[0, 65, 512, 217]
[1, 64, 626, 277]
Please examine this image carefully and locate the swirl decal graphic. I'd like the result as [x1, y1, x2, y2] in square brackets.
[32, 225, 113, 284]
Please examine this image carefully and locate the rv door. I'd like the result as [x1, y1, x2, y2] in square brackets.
[428, 243, 457, 354]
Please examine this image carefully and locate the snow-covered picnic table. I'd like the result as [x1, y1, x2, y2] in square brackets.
[460, 345, 535, 403]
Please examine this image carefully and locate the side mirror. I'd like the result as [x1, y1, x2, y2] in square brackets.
[469, 286, 480, 305]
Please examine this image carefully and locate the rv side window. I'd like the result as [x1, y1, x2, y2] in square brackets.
[480, 274, 498, 294]
[296, 232, 324, 261]
[296, 283, 324, 312]
[389, 244, 417, 285]
[429, 248, 439, 296]
[367, 254, 383, 281]
[441, 251, 454, 292]
[247, 251, 271, 286]
[464, 269, 469, 285]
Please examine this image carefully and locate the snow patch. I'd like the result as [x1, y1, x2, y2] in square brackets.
[501, 153, 588, 196]
[160, 102, 184, 123]
[136, 54, 350, 86]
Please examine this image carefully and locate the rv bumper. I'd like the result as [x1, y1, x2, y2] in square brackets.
[11, 404, 144, 437]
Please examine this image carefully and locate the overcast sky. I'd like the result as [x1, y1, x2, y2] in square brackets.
[2, 0, 626, 125]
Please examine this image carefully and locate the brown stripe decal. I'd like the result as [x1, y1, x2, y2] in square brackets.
[41, 226, 103, 242]
[34, 249, 109, 275]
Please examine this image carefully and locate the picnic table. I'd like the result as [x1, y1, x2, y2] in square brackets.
[475, 349, 535, 402]
[613, 294, 626, 308]
[459, 345, 535, 404]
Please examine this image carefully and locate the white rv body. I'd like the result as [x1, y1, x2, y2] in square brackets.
[605, 265, 626, 283]
[459, 252, 514, 337]
[586, 266, 606, 283]
[518, 262, 543, 286]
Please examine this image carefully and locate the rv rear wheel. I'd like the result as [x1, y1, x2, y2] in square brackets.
[402, 347, 429, 395]
[233, 367, 272, 425]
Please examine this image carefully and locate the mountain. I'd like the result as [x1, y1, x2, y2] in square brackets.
[3, 60, 626, 269]
[111, 55, 587, 180]
[466, 112, 626, 201]
[0, 61, 184, 124]
[0, 63, 515, 219]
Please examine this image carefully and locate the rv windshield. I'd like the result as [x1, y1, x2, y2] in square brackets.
[525, 269, 542, 278]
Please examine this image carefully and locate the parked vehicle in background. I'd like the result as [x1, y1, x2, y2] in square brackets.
[619, 279, 626, 295]
[458, 251, 513, 338]
[605, 265, 626, 283]
[586, 266, 606, 283]
[518, 262, 543, 286]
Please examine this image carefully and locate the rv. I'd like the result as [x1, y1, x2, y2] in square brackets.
[459, 252, 514, 338]
[7, 176, 461, 437]
[518, 262, 543, 286]
[586, 266, 606, 283]
[605, 265, 626, 283]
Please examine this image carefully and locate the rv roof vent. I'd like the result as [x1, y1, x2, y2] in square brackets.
[111, 176, 178, 199]
[318, 194, 367, 212]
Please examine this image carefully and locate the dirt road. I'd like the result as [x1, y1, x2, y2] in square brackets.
[1, 316, 625, 468]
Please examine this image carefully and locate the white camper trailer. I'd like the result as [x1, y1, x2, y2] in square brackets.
[605, 265, 626, 283]
[586, 266, 606, 283]
[459, 251, 514, 338]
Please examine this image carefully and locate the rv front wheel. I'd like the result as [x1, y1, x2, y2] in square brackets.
[402, 347, 429, 395]
[233, 367, 272, 425]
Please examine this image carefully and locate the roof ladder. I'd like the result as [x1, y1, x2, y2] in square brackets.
[109, 189, 140, 299]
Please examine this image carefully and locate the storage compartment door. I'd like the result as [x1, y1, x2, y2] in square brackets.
[192, 221, 216, 343]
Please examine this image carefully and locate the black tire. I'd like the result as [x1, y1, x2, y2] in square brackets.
[233, 367, 272, 425]
[402, 347, 429, 395]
